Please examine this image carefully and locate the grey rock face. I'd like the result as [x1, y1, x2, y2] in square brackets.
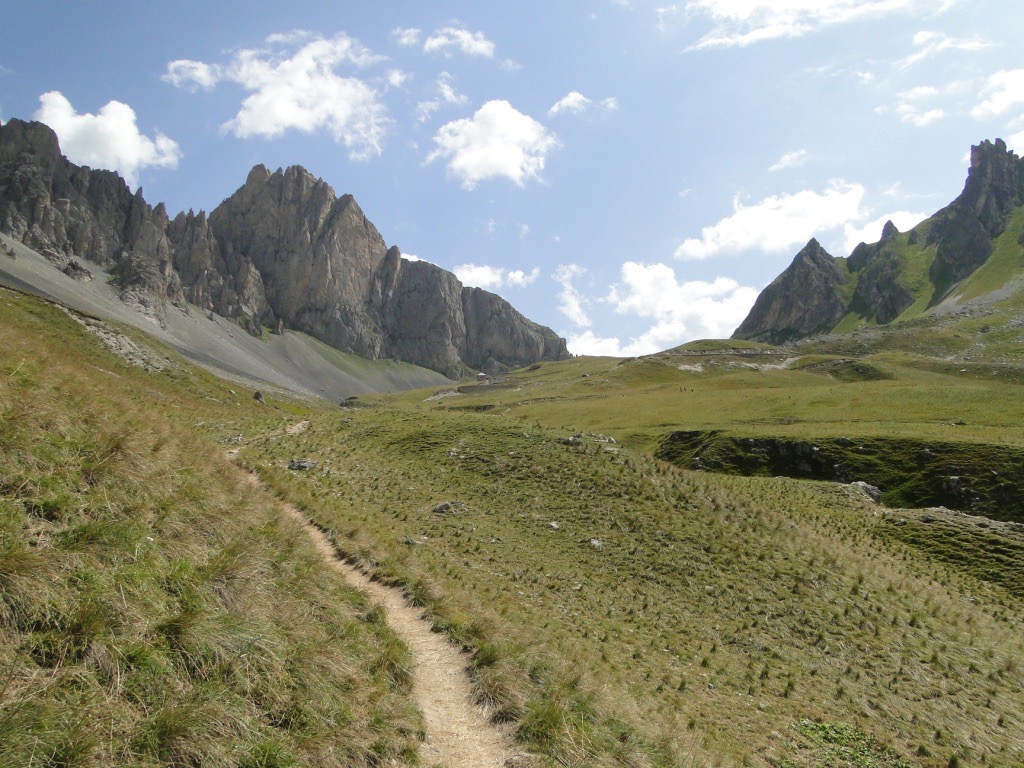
[731, 239, 848, 343]
[207, 164, 568, 376]
[0, 119, 185, 323]
[928, 138, 1024, 290]
[0, 120, 569, 375]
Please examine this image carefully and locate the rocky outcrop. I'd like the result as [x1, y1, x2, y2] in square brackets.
[733, 139, 1024, 343]
[928, 139, 1024, 291]
[0, 119, 569, 376]
[0, 119, 185, 322]
[732, 239, 848, 343]
[205, 164, 568, 377]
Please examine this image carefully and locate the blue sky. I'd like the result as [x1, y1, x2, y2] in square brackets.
[3, 1, 1024, 355]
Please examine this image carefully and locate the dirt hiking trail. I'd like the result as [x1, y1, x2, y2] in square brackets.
[285, 503, 519, 767]
[237, 463, 521, 767]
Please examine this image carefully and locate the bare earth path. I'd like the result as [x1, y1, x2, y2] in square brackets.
[277, 501, 520, 768]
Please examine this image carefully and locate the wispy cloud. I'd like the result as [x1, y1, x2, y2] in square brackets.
[684, 0, 955, 50]
[416, 72, 468, 122]
[888, 85, 946, 127]
[768, 149, 808, 172]
[553, 264, 591, 326]
[391, 27, 422, 47]
[548, 91, 619, 118]
[423, 26, 496, 57]
[897, 30, 992, 68]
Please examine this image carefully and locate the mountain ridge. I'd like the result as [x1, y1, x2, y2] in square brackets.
[733, 138, 1024, 344]
[0, 118, 568, 379]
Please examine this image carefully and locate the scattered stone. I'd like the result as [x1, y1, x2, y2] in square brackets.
[851, 481, 882, 503]
[548, 521, 560, 531]
[288, 458, 316, 470]
[433, 501, 466, 515]
[401, 536, 425, 546]
[589, 538, 603, 550]
[921, 514, 936, 523]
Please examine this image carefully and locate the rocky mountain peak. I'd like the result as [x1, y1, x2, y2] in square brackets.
[0, 120, 569, 378]
[925, 138, 1024, 291]
[733, 138, 1024, 345]
[731, 238, 849, 344]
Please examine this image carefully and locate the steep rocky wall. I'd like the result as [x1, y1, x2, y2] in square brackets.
[0, 119, 570, 375]
[0, 119, 184, 321]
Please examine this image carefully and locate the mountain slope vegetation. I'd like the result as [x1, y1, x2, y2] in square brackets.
[0, 288, 422, 767]
[734, 139, 1024, 345]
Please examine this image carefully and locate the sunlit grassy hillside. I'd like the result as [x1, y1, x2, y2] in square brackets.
[0, 288, 421, 767]
[4, 285, 1024, 768]
[237, 393, 1024, 766]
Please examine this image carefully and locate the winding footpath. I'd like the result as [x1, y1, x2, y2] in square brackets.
[281, 503, 518, 767]
[232, 443, 517, 767]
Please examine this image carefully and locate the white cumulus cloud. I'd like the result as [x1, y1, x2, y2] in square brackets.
[674, 181, 866, 260]
[162, 33, 390, 160]
[611, 263, 759, 337]
[565, 263, 759, 356]
[684, 0, 954, 50]
[971, 69, 1024, 119]
[33, 91, 181, 188]
[424, 27, 496, 57]
[553, 264, 591, 327]
[453, 263, 540, 290]
[427, 100, 559, 189]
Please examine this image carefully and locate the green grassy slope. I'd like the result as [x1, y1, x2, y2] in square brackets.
[0, 288, 421, 768]
[5, 284, 1024, 768]
[240, 403, 1024, 768]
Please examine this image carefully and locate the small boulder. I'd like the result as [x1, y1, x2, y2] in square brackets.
[433, 501, 466, 515]
[288, 458, 316, 471]
[851, 481, 882, 503]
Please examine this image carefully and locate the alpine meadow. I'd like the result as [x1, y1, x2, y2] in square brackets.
[2, 107, 1024, 767]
